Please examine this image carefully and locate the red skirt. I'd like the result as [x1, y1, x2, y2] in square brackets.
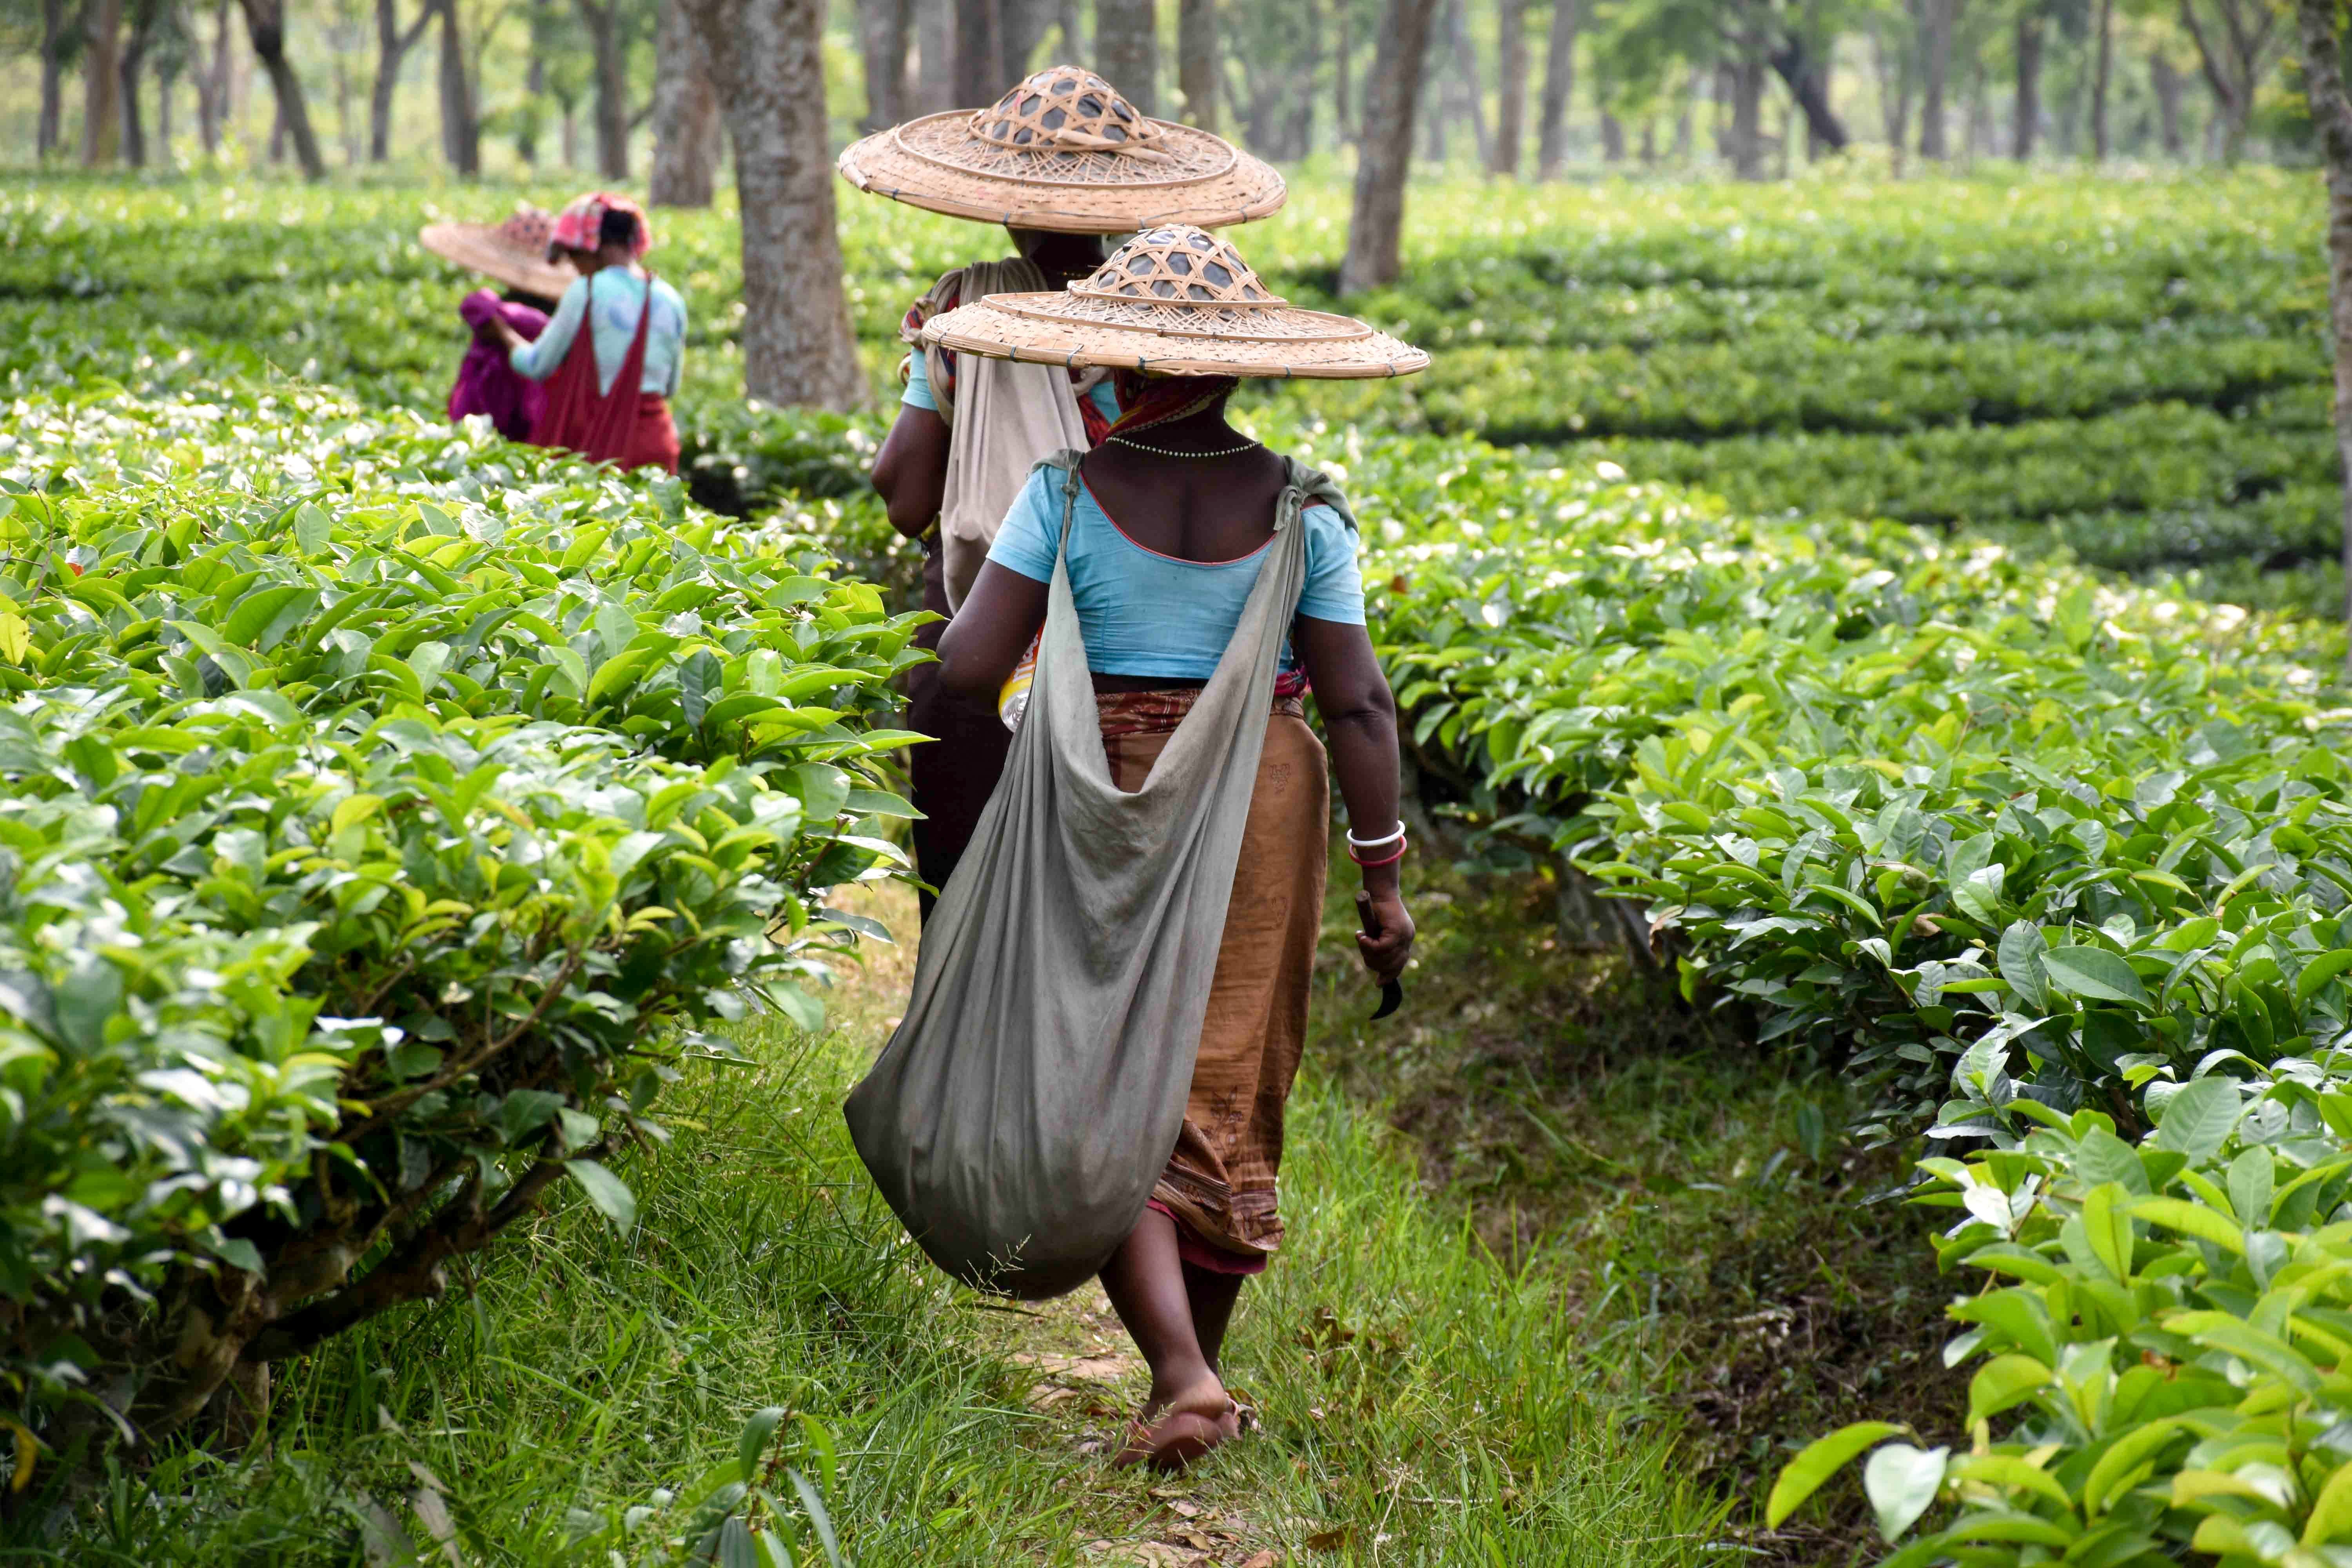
[622, 394, 681, 475]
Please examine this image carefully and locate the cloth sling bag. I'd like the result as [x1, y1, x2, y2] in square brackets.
[919, 259, 1099, 612]
[845, 450, 1337, 1300]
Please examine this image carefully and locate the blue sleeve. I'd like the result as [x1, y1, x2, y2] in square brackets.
[1296, 505, 1365, 624]
[657, 280, 685, 397]
[901, 348, 938, 410]
[984, 467, 1064, 584]
[510, 276, 588, 381]
[1085, 379, 1120, 424]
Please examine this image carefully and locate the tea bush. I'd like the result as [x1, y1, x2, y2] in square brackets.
[0, 379, 927, 1461]
[1767, 1071, 2352, 1566]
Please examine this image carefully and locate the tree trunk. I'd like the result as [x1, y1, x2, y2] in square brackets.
[953, 0, 1003, 105]
[651, 0, 723, 203]
[1674, 67, 1696, 159]
[2151, 49, 2183, 154]
[1340, 0, 1441, 293]
[158, 58, 178, 155]
[200, 0, 231, 153]
[2177, 0, 2273, 165]
[1336, 0, 1353, 140]
[2292, 0, 2352, 652]
[2013, 5, 2042, 157]
[1726, 54, 1763, 178]
[1917, 0, 1955, 160]
[677, 0, 866, 408]
[1769, 33, 1848, 152]
[1443, 0, 1488, 167]
[1599, 107, 1624, 160]
[1535, 0, 1575, 176]
[577, 0, 631, 178]
[372, 0, 431, 161]
[1286, 0, 1321, 156]
[856, 0, 910, 129]
[1000, 0, 1050, 81]
[37, 0, 71, 158]
[438, 0, 479, 174]
[914, 0, 953, 111]
[121, 0, 154, 167]
[1871, 19, 1914, 173]
[2090, 0, 2112, 159]
[1490, 0, 1526, 174]
[238, 0, 327, 176]
[1178, 0, 1216, 127]
[561, 98, 579, 162]
[518, 48, 543, 159]
[83, 0, 124, 165]
[1094, 0, 1156, 113]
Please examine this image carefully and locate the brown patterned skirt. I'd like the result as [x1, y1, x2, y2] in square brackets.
[1096, 688, 1329, 1274]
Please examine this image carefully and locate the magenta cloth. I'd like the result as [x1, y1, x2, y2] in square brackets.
[1146, 1200, 1267, 1276]
[450, 290, 549, 442]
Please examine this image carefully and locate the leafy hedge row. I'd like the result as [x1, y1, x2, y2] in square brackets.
[0, 381, 925, 1459]
[1302, 419, 2352, 1555]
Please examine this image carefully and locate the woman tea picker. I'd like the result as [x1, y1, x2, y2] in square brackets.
[417, 207, 579, 442]
[840, 66, 1286, 919]
[480, 192, 686, 475]
[844, 227, 1428, 1473]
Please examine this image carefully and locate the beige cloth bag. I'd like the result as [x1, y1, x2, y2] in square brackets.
[844, 452, 1338, 1300]
[914, 260, 1100, 611]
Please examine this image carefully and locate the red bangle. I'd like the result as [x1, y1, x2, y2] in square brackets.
[1348, 839, 1407, 868]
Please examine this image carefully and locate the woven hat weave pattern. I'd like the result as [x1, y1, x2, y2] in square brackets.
[838, 66, 1285, 233]
[918, 225, 1430, 380]
[418, 205, 580, 301]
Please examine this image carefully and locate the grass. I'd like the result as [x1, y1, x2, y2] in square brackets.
[37, 875, 1756, 1567]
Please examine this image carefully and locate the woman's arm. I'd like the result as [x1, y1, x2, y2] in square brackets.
[871, 405, 952, 540]
[934, 561, 1049, 700]
[505, 279, 586, 381]
[1294, 615, 1415, 982]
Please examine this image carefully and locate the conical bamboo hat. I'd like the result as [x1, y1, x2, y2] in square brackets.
[919, 225, 1429, 379]
[418, 206, 579, 300]
[838, 67, 1286, 233]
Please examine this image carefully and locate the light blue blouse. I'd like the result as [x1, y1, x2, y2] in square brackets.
[986, 465, 1365, 681]
[510, 269, 686, 397]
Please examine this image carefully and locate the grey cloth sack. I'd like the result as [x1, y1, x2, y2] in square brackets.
[845, 450, 1341, 1299]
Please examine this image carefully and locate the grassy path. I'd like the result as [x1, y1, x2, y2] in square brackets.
[49, 861, 1933, 1565]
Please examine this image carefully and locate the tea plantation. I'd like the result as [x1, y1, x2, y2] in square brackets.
[5, 167, 2352, 1564]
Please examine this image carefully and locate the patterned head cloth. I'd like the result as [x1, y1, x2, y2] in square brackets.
[548, 192, 653, 259]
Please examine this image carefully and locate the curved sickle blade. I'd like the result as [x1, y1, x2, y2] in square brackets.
[1371, 979, 1403, 1021]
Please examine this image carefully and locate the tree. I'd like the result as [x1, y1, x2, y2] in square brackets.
[952, 0, 1001, 103]
[676, 0, 864, 409]
[1490, 0, 1526, 173]
[1917, 0, 1962, 159]
[120, 0, 161, 163]
[855, 0, 909, 128]
[1095, 0, 1156, 111]
[238, 0, 327, 176]
[1341, 0, 1441, 292]
[193, 0, 230, 154]
[437, 0, 478, 174]
[573, 0, 640, 177]
[1535, 0, 1577, 175]
[1870, 8, 1915, 167]
[2089, 0, 2112, 158]
[36, 0, 78, 159]
[2150, 41, 2185, 152]
[1178, 0, 1214, 127]
[369, 0, 433, 159]
[649, 0, 720, 203]
[82, 0, 121, 163]
[2292, 0, 2352, 654]
[1441, 0, 1490, 165]
[2176, 0, 2280, 162]
[2013, 0, 2044, 156]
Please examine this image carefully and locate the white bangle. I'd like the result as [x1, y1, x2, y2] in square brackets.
[1346, 821, 1407, 850]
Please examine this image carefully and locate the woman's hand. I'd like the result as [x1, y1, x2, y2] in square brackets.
[1355, 886, 1414, 983]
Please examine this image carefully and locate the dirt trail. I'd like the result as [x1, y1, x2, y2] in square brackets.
[827, 884, 1288, 1568]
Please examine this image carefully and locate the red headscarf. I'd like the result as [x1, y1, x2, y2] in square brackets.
[548, 191, 654, 259]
